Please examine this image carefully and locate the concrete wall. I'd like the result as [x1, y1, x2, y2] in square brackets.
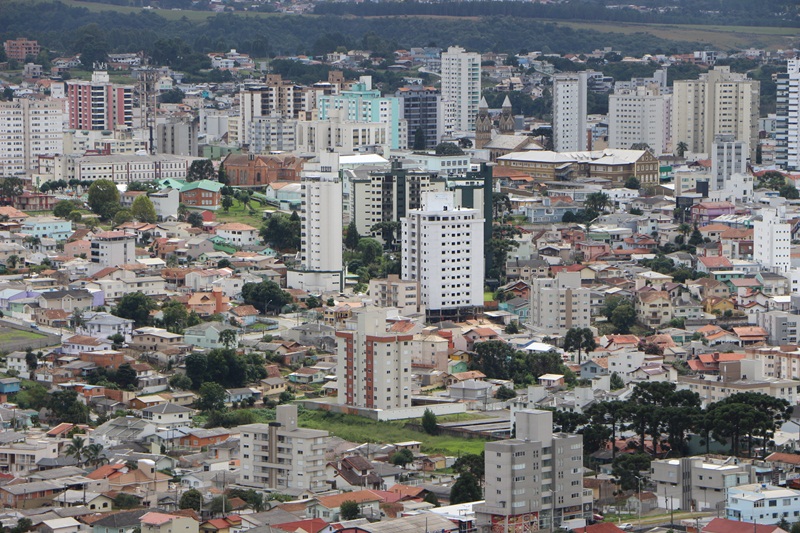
[300, 399, 466, 421]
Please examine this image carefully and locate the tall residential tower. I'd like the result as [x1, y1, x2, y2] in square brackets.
[440, 46, 481, 133]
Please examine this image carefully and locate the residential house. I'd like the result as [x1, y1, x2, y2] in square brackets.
[140, 513, 199, 533]
[141, 403, 194, 429]
[130, 328, 185, 352]
[186, 288, 230, 317]
[183, 322, 239, 351]
[77, 312, 135, 341]
[180, 180, 224, 210]
[636, 291, 673, 328]
[37, 290, 94, 312]
[215, 223, 259, 247]
[306, 490, 384, 522]
[90, 509, 150, 533]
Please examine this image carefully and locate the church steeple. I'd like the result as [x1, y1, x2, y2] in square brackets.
[499, 95, 515, 134]
[475, 97, 492, 149]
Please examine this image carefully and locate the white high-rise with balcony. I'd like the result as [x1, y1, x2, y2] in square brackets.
[287, 151, 343, 293]
[777, 59, 800, 171]
[440, 46, 481, 133]
[401, 191, 484, 312]
[552, 72, 588, 152]
[754, 205, 791, 274]
[0, 98, 64, 175]
[608, 84, 672, 155]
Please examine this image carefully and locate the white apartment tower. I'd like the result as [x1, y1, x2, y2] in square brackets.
[755, 206, 791, 274]
[401, 191, 484, 314]
[529, 271, 591, 335]
[0, 98, 64, 175]
[475, 409, 591, 532]
[287, 151, 344, 293]
[776, 59, 800, 171]
[90, 231, 136, 267]
[238, 405, 329, 491]
[440, 46, 481, 133]
[552, 72, 588, 152]
[608, 84, 672, 155]
[672, 66, 760, 160]
[336, 307, 413, 410]
[708, 134, 753, 202]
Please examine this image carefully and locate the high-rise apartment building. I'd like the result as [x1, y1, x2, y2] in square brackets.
[672, 66, 759, 159]
[401, 191, 484, 320]
[336, 307, 413, 410]
[247, 116, 297, 154]
[0, 98, 64, 175]
[287, 152, 344, 293]
[754, 205, 791, 274]
[156, 118, 197, 156]
[608, 84, 672, 155]
[350, 164, 445, 240]
[440, 46, 481, 133]
[529, 271, 591, 335]
[475, 409, 591, 532]
[66, 71, 133, 131]
[318, 77, 406, 150]
[776, 59, 800, 171]
[396, 84, 442, 150]
[238, 405, 329, 492]
[707, 134, 753, 202]
[552, 72, 588, 152]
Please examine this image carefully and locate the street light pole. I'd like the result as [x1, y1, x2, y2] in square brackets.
[635, 475, 643, 530]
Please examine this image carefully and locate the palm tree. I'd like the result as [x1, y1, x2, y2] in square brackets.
[83, 443, 108, 467]
[676, 141, 688, 158]
[64, 436, 86, 465]
[6, 255, 18, 270]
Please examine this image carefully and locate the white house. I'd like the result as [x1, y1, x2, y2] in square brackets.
[77, 312, 135, 341]
[140, 403, 194, 429]
[215, 223, 259, 247]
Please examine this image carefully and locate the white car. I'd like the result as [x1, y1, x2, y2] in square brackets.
[619, 524, 633, 531]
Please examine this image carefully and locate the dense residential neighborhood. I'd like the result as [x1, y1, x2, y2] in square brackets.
[0, 5, 798, 533]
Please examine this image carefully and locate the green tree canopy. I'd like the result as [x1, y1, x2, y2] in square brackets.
[339, 500, 360, 520]
[242, 281, 293, 314]
[421, 408, 438, 435]
[186, 159, 216, 182]
[131, 195, 157, 223]
[88, 179, 120, 220]
[390, 448, 414, 467]
[179, 488, 203, 511]
[197, 382, 227, 412]
[112, 293, 156, 328]
[450, 472, 482, 504]
[434, 142, 464, 156]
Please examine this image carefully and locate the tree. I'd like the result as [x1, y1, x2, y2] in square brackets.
[450, 472, 482, 504]
[344, 220, 360, 250]
[83, 443, 108, 467]
[47, 390, 89, 424]
[584, 192, 610, 214]
[131, 195, 157, 223]
[612, 452, 651, 491]
[504, 321, 520, 334]
[219, 329, 238, 350]
[197, 382, 227, 412]
[689, 225, 704, 246]
[780, 183, 800, 199]
[611, 303, 636, 334]
[68, 211, 83, 223]
[336, 499, 360, 520]
[422, 408, 438, 435]
[495, 385, 517, 400]
[358, 238, 383, 266]
[261, 212, 301, 251]
[11, 519, 33, 533]
[624, 176, 640, 190]
[563, 327, 597, 364]
[676, 141, 688, 157]
[113, 293, 156, 327]
[423, 492, 439, 507]
[53, 200, 82, 218]
[186, 159, 216, 182]
[169, 373, 193, 391]
[114, 363, 139, 389]
[187, 211, 204, 228]
[0, 177, 23, 199]
[113, 208, 132, 226]
[179, 488, 203, 511]
[610, 372, 625, 390]
[88, 179, 120, 220]
[5, 255, 18, 270]
[113, 493, 140, 509]
[222, 195, 234, 213]
[64, 436, 86, 465]
[412, 128, 426, 150]
[306, 295, 321, 309]
[391, 448, 414, 467]
[434, 142, 464, 156]
[241, 281, 293, 314]
[452, 452, 485, 484]
[185, 352, 208, 390]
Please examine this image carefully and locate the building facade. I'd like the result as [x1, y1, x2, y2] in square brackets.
[91, 231, 136, 267]
[672, 66, 760, 159]
[754, 206, 790, 274]
[440, 46, 481, 133]
[238, 405, 329, 491]
[401, 191, 484, 318]
[396, 84, 442, 150]
[0, 98, 64, 176]
[608, 85, 672, 155]
[66, 71, 133, 131]
[776, 59, 800, 171]
[336, 307, 413, 410]
[552, 72, 588, 152]
[529, 272, 591, 335]
[475, 409, 592, 531]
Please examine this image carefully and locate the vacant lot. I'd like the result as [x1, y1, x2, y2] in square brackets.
[298, 410, 488, 456]
[0, 328, 47, 344]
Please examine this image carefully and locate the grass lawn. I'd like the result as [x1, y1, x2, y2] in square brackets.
[483, 291, 494, 303]
[0, 329, 47, 343]
[215, 199, 273, 227]
[298, 410, 487, 456]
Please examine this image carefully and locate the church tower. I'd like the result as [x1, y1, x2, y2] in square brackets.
[499, 95, 515, 134]
[475, 96, 492, 149]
